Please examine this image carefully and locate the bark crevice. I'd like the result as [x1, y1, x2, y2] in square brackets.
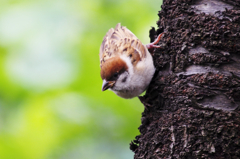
[131, 0, 240, 158]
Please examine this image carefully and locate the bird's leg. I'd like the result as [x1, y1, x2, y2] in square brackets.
[146, 32, 164, 50]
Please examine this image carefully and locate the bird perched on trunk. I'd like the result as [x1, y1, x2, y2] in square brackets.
[100, 23, 163, 98]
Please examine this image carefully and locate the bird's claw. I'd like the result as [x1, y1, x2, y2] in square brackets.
[146, 32, 164, 50]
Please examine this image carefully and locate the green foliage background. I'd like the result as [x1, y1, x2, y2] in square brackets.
[0, 0, 162, 158]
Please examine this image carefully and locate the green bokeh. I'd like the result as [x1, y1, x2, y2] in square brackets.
[0, 0, 162, 158]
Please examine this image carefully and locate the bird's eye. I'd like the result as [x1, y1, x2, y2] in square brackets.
[113, 72, 118, 78]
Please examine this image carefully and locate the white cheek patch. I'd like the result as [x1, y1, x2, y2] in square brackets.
[113, 71, 129, 91]
[110, 53, 155, 98]
[119, 55, 134, 76]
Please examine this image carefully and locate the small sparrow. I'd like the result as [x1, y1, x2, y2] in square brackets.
[100, 23, 163, 98]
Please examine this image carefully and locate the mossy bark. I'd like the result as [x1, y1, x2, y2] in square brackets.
[130, 0, 240, 158]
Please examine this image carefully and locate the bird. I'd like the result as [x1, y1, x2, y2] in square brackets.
[100, 23, 164, 99]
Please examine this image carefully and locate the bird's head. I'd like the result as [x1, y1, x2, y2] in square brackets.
[100, 56, 129, 92]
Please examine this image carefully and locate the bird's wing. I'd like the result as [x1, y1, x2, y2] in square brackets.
[100, 23, 147, 67]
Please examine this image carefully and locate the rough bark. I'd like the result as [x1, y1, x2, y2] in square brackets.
[130, 0, 240, 158]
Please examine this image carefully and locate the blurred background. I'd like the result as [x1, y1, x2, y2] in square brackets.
[0, 0, 162, 158]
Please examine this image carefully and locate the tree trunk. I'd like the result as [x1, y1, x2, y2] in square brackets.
[130, 0, 240, 158]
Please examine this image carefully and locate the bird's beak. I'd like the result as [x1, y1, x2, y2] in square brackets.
[102, 79, 115, 91]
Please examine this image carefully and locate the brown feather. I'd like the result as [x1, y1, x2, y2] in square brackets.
[99, 23, 147, 67]
[100, 56, 128, 81]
